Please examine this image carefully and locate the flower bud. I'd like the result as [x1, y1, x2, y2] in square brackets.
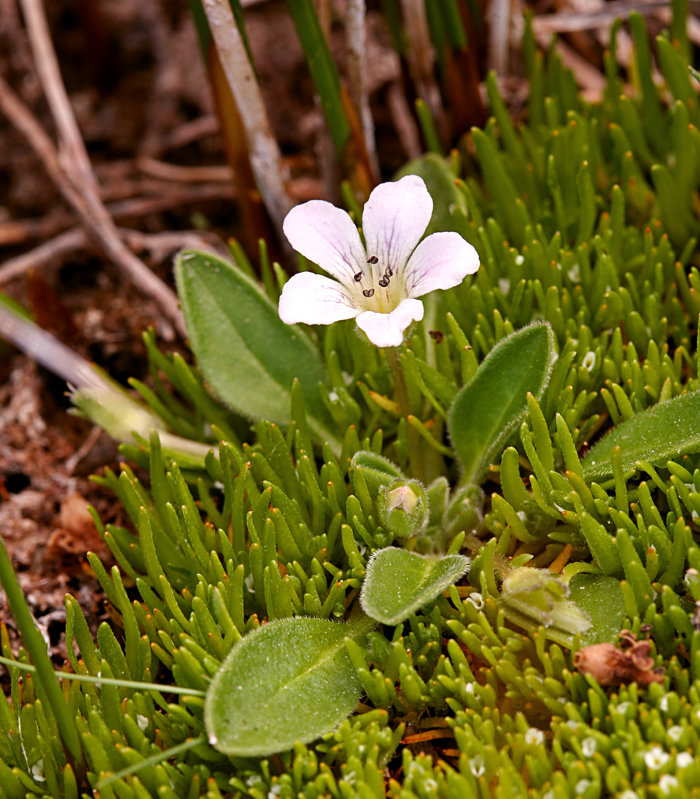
[377, 479, 428, 538]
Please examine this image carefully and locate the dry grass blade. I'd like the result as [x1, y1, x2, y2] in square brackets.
[202, 0, 294, 239]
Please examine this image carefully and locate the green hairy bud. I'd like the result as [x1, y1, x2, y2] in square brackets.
[377, 479, 428, 538]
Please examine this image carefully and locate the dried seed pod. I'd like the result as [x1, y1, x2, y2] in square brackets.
[574, 641, 665, 687]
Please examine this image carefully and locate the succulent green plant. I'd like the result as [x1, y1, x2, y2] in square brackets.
[6, 5, 700, 798]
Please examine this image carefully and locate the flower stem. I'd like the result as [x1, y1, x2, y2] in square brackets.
[385, 346, 425, 482]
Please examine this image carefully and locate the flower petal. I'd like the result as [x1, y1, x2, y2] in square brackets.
[403, 232, 480, 298]
[361, 176, 433, 277]
[279, 272, 359, 326]
[356, 298, 424, 348]
[283, 200, 366, 286]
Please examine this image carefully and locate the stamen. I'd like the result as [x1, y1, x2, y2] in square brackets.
[353, 272, 363, 282]
[378, 277, 388, 288]
[367, 256, 379, 264]
[363, 288, 375, 297]
[385, 267, 393, 277]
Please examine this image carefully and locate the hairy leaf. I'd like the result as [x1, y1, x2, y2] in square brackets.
[448, 322, 555, 485]
[582, 390, 700, 480]
[360, 548, 469, 624]
[205, 616, 374, 756]
[568, 574, 626, 645]
[175, 249, 336, 445]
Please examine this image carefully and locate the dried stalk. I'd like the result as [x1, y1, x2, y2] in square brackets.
[202, 0, 294, 237]
[398, 0, 444, 134]
[487, 0, 511, 74]
[12, 0, 187, 337]
[345, 0, 379, 177]
[0, 228, 224, 285]
[387, 81, 422, 161]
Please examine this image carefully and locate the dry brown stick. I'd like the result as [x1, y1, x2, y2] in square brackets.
[147, 115, 220, 156]
[0, 183, 237, 247]
[13, 0, 187, 337]
[136, 157, 234, 183]
[0, 227, 226, 285]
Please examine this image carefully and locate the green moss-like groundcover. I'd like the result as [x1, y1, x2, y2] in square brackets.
[5, 8, 700, 799]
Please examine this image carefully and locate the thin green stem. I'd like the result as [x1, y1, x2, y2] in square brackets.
[0, 535, 84, 770]
[384, 346, 425, 482]
[0, 656, 206, 696]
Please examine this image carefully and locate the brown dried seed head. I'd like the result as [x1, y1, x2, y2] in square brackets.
[574, 642, 664, 687]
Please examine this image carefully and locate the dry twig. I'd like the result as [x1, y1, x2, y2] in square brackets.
[3, 0, 188, 337]
[0, 228, 226, 285]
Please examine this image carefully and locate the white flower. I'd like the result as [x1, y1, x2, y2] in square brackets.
[659, 775, 679, 795]
[676, 752, 693, 769]
[644, 745, 670, 769]
[667, 725, 683, 742]
[469, 754, 485, 777]
[575, 779, 590, 794]
[619, 792, 639, 799]
[582, 352, 596, 372]
[581, 737, 597, 757]
[279, 176, 480, 347]
[524, 728, 544, 746]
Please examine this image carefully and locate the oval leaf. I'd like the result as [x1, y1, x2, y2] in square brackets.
[360, 548, 469, 625]
[582, 390, 700, 480]
[568, 573, 626, 646]
[205, 616, 373, 757]
[448, 322, 555, 485]
[175, 249, 336, 445]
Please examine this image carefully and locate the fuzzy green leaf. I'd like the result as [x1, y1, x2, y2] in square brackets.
[175, 249, 336, 445]
[568, 574, 626, 645]
[205, 616, 374, 756]
[581, 390, 700, 480]
[360, 548, 469, 624]
[448, 322, 555, 485]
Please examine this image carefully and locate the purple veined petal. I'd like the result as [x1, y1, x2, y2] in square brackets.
[361, 176, 433, 280]
[403, 232, 480, 298]
[283, 200, 367, 287]
[278, 272, 360, 326]
[355, 298, 424, 348]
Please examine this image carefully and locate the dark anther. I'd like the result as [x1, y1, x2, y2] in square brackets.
[354, 272, 363, 282]
[385, 267, 393, 277]
[429, 330, 445, 343]
[363, 288, 375, 297]
[378, 278, 388, 288]
[367, 256, 379, 264]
